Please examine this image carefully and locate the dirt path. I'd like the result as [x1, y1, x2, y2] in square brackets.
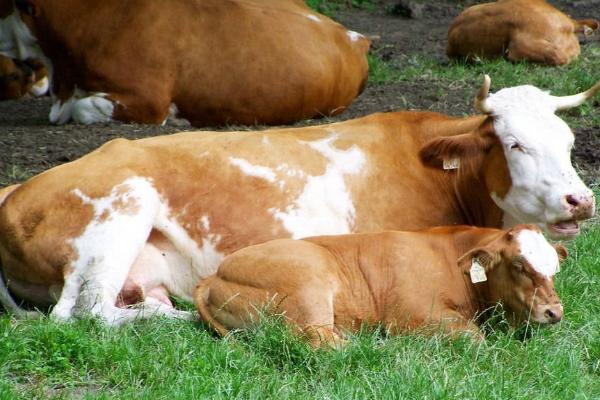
[1, 0, 598, 185]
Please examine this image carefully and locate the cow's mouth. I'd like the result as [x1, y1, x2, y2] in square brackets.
[548, 220, 580, 238]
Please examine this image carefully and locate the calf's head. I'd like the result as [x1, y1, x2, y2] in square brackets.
[459, 224, 566, 325]
[420, 75, 598, 238]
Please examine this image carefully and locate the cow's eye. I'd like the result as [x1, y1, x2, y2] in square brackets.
[509, 143, 523, 151]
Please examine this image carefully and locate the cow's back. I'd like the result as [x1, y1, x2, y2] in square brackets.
[29, 0, 370, 126]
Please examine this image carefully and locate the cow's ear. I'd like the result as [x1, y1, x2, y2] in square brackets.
[458, 247, 499, 276]
[575, 19, 599, 35]
[15, 0, 39, 16]
[553, 243, 568, 262]
[419, 132, 495, 169]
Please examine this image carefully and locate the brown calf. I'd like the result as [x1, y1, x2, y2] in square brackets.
[447, 0, 599, 65]
[196, 225, 566, 346]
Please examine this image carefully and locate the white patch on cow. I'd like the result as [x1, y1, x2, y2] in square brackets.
[271, 134, 366, 239]
[30, 76, 49, 97]
[229, 157, 277, 183]
[516, 230, 559, 279]
[347, 30, 363, 42]
[156, 207, 224, 279]
[0, 10, 53, 84]
[164, 103, 191, 127]
[306, 14, 321, 22]
[52, 177, 161, 322]
[484, 85, 593, 230]
[200, 215, 210, 231]
[49, 88, 114, 124]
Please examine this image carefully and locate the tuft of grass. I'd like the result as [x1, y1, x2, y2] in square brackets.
[367, 46, 600, 127]
[305, 0, 373, 16]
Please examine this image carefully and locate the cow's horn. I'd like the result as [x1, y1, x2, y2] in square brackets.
[553, 80, 600, 111]
[474, 75, 492, 114]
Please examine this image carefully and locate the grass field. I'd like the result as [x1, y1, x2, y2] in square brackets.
[2, 3, 600, 399]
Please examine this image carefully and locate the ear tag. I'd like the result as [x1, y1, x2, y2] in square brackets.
[443, 157, 460, 170]
[470, 259, 487, 283]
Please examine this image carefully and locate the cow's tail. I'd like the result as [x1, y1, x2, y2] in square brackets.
[0, 183, 42, 319]
[195, 276, 230, 337]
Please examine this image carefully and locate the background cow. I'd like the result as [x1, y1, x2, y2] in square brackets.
[447, 0, 599, 65]
[195, 225, 566, 346]
[0, 77, 596, 324]
[0, 55, 47, 100]
[0, 0, 369, 126]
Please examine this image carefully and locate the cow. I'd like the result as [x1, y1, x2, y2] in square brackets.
[0, 55, 48, 100]
[0, 0, 369, 126]
[0, 76, 597, 325]
[447, 0, 600, 65]
[195, 224, 567, 346]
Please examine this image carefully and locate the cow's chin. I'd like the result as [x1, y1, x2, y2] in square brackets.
[546, 220, 580, 239]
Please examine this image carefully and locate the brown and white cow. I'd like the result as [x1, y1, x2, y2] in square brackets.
[0, 77, 596, 324]
[0, 55, 47, 99]
[195, 224, 566, 346]
[447, 0, 599, 65]
[0, 0, 369, 126]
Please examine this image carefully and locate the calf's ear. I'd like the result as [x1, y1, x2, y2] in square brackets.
[419, 132, 495, 169]
[458, 247, 499, 276]
[553, 243, 568, 262]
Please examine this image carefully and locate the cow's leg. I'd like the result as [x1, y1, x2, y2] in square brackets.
[50, 178, 162, 324]
[437, 311, 484, 342]
[506, 34, 574, 65]
[50, 92, 115, 125]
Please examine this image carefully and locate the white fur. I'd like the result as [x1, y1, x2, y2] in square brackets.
[52, 177, 161, 322]
[306, 14, 321, 22]
[50, 88, 114, 124]
[52, 176, 225, 324]
[347, 31, 363, 42]
[30, 76, 49, 96]
[517, 230, 559, 278]
[271, 134, 366, 239]
[485, 85, 593, 228]
[229, 157, 277, 183]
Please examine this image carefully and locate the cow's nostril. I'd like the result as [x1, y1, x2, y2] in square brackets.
[544, 309, 556, 320]
[566, 195, 579, 207]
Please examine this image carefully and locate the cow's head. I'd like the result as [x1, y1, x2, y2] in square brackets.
[420, 75, 598, 238]
[459, 224, 565, 326]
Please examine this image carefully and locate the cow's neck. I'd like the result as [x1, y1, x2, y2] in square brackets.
[452, 228, 503, 321]
[452, 159, 504, 228]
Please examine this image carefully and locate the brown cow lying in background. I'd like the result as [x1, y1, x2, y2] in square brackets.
[0, 0, 369, 126]
[447, 0, 599, 65]
[196, 224, 566, 346]
[0, 55, 48, 100]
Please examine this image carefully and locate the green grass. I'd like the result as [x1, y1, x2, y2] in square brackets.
[1, 191, 599, 399]
[367, 45, 600, 127]
[305, 0, 373, 16]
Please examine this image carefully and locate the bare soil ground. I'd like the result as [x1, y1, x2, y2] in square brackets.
[1, 0, 598, 185]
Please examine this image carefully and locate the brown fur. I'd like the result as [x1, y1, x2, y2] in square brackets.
[195, 225, 565, 346]
[7, 0, 369, 125]
[447, 0, 599, 65]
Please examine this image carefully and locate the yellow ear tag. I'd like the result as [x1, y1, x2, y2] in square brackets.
[443, 157, 460, 170]
[470, 259, 487, 283]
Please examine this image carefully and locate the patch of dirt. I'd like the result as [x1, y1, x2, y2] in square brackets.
[0, 0, 598, 185]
